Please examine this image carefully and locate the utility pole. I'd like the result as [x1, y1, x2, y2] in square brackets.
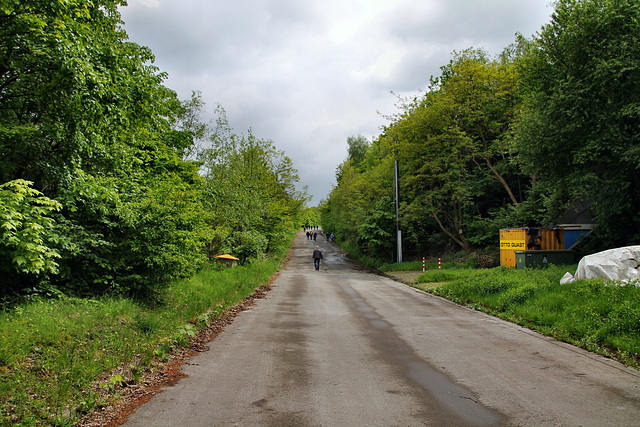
[394, 135, 403, 263]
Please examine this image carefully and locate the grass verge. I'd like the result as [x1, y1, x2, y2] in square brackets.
[416, 268, 480, 284]
[0, 252, 288, 426]
[428, 265, 640, 369]
[379, 250, 485, 272]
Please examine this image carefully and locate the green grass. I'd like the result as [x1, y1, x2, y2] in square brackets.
[379, 256, 479, 288]
[380, 255, 478, 273]
[430, 265, 640, 369]
[416, 268, 480, 284]
[0, 255, 285, 426]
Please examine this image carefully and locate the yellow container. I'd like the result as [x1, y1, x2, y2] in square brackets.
[500, 228, 565, 268]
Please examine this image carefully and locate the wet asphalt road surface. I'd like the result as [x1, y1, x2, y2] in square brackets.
[124, 231, 640, 426]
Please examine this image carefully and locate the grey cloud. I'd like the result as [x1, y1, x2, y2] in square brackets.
[120, 0, 552, 203]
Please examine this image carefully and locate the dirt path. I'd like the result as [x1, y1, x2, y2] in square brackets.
[119, 231, 640, 426]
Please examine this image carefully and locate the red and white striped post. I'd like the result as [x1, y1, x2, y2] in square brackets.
[438, 258, 442, 269]
[422, 257, 425, 272]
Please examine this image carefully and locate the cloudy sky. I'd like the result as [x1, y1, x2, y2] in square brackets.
[119, 0, 554, 205]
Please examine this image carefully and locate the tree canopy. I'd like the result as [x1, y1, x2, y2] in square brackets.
[322, 0, 640, 262]
[516, 0, 640, 249]
[0, 2, 306, 301]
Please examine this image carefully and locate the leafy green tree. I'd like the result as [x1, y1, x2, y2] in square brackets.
[347, 135, 370, 168]
[397, 103, 475, 250]
[437, 49, 522, 207]
[324, 161, 365, 244]
[357, 196, 395, 260]
[322, 133, 394, 247]
[393, 47, 536, 251]
[199, 107, 304, 260]
[0, 180, 61, 279]
[0, 0, 169, 189]
[324, 47, 532, 257]
[516, 0, 640, 248]
[223, 231, 269, 262]
[0, 1, 214, 298]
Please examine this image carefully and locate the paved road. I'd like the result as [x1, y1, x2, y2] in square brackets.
[125, 231, 640, 426]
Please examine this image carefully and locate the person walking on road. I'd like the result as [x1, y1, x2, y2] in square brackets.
[312, 246, 323, 270]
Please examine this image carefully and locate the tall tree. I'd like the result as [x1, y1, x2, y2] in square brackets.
[0, 1, 211, 298]
[516, 0, 640, 248]
[346, 135, 370, 167]
[437, 49, 522, 207]
[199, 110, 304, 260]
[357, 196, 395, 260]
[395, 91, 475, 251]
[324, 48, 528, 255]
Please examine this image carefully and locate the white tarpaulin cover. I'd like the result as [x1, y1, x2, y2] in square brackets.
[560, 246, 640, 285]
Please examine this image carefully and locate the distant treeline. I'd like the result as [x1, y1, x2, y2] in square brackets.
[321, 0, 640, 263]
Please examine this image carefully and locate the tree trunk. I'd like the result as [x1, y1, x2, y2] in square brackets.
[485, 157, 520, 207]
[432, 212, 471, 251]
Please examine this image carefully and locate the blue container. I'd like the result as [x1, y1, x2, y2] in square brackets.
[563, 229, 592, 250]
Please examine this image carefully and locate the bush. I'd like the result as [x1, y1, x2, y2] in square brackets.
[224, 230, 269, 262]
[0, 180, 62, 293]
[470, 250, 500, 268]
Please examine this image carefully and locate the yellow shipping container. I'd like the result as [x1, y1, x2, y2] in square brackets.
[500, 228, 565, 268]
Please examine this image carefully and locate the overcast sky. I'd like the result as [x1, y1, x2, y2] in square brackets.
[119, 0, 554, 205]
